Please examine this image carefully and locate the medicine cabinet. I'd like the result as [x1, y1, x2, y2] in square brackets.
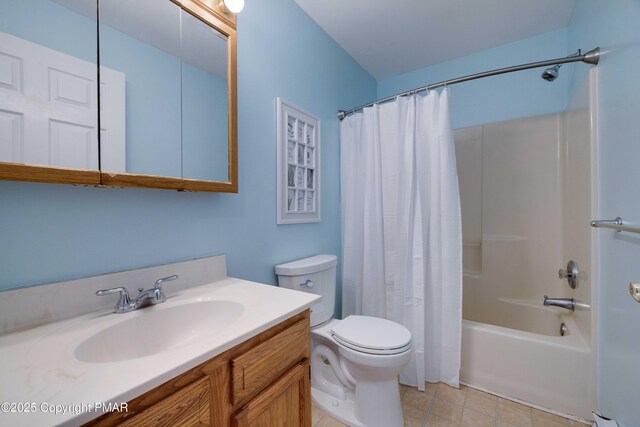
[0, 0, 237, 192]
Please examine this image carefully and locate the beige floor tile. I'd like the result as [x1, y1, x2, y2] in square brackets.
[430, 398, 464, 423]
[568, 420, 590, 426]
[425, 414, 457, 427]
[436, 383, 467, 406]
[532, 408, 569, 427]
[403, 386, 434, 411]
[461, 406, 496, 427]
[498, 398, 533, 427]
[498, 410, 533, 427]
[312, 404, 325, 426]
[404, 404, 428, 427]
[400, 384, 411, 397]
[500, 399, 534, 413]
[314, 414, 349, 427]
[466, 386, 497, 400]
[424, 382, 439, 395]
[532, 418, 567, 427]
[465, 388, 497, 417]
[311, 386, 580, 427]
[458, 384, 472, 395]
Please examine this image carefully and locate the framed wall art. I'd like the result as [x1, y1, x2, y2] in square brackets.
[276, 98, 320, 224]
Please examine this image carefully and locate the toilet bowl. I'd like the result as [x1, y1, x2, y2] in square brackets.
[276, 255, 412, 427]
[311, 317, 411, 427]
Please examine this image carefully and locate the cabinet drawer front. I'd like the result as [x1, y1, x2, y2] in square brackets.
[231, 318, 309, 405]
[120, 376, 210, 427]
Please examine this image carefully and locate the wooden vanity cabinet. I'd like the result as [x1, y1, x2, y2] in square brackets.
[84, 310, 311, 427]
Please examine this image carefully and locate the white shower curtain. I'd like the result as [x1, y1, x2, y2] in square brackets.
[340, 89, 462, 389]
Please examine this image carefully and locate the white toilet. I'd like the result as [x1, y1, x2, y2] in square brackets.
[276, 255, 412, 427]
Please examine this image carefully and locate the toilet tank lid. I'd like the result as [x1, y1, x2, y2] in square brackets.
[275, 255, 337, 276]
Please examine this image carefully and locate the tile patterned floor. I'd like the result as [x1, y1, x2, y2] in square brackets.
[311, 384, 591, 427]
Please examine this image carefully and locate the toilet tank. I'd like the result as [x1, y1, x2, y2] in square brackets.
[275, 255, 337, 327]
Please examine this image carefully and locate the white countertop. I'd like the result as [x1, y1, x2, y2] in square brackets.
[0, 278, 319, 427]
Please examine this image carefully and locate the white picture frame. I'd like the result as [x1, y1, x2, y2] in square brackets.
[276, 98, 320, 224]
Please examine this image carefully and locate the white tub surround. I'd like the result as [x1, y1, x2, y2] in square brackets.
[455, 70, 597, 422]
[0, 255, 319, 427]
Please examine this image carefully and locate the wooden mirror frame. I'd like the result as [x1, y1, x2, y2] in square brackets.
[0, 0, 238, 193]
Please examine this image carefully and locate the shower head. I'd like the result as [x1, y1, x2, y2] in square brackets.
[541, 64, 562, 82]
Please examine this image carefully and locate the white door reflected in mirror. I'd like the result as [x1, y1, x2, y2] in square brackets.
[0, 31, 124, 171]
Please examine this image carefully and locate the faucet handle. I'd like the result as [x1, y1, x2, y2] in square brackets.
[151, 275, 178, 303]
[96, 286, 129, 297]
[96, 287, 131, 313]
[154, 274, 178, 289]
[558, 260, 579, 289]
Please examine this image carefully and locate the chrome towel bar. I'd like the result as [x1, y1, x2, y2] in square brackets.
[590, 217, 640, 234]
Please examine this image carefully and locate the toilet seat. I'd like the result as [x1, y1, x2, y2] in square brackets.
[331, 315, 412, 355]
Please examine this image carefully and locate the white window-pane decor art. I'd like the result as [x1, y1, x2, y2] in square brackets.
[276, 98, 320, 224]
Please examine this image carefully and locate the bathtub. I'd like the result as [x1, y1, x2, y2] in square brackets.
[460, 299, 593, 420]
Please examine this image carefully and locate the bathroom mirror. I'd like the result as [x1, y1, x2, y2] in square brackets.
[0, 0, 101, 185]
[99, 0, 183, 179]
[0, 0, 237, 192]
[181, 9, 230, 183]
[99, 0, 237, 191]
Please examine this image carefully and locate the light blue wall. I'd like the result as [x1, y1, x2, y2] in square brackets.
[0, 0, 377, 325]
[567, 2, 640, 425]
[377, 29, 570, 130]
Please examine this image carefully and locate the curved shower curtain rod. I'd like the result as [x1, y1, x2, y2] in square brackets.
[337, 47, 600, 121]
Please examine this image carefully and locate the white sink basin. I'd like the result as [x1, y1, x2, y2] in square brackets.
[75, 300, 244, 363]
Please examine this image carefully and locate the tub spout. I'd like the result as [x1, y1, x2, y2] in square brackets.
[543, 295, 575, 311]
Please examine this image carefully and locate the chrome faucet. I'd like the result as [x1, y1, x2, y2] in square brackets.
[96, 275, 178, 313]
[543, 295, 575, 311]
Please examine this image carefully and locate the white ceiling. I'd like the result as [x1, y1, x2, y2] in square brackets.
[294, 0, 576, 80]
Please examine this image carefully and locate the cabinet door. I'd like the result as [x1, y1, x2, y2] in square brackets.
[119, 376, 211, 427]
[233, 361, 310, 427]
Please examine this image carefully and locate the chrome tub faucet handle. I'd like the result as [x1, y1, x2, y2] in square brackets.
[543, 295, 575, 311]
